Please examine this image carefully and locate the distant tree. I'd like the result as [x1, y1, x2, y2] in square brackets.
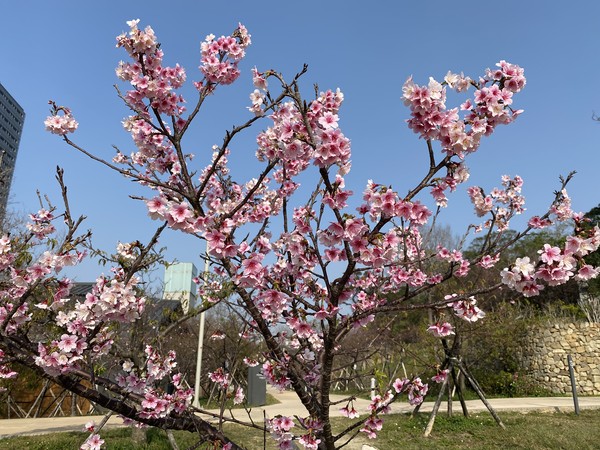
[575, 204, 600, 321]
[583, 205, 600, 279]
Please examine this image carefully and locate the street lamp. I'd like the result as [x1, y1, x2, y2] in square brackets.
[192, 243, 209, 409]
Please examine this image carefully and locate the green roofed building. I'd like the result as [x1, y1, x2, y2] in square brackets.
[163, 262, 198, 314]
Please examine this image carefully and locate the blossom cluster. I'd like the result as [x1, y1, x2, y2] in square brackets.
[467, 175, 526, 230]
[207, 366, 247, 406]
[116, 241, 139, 262]
[269, 414, 325, 450]
[44, 110, 78, 135]
[262, 360, 292, 391]
[445, 294, 486, 322]
[430, 161, 470, 207]
[111, 20, 252, 205]
[295, 417, 323, 450]
[36, 270, 144, 376]
[360, 416, 384, 440]
[0, 201, 202, 437]
[403, 61, 525, 206]
[27, 208, 57, 239]
[256, 88, 350, 173]
[403, 61, 525, 158]
[436, 246, 471, 277]
[355, 377, 428, 440]
[268, 415, 296, 450]
[116, 346, 193, 420]
[200, 23, 251, 85]
[527, 189, 574, 231]
[116, 19, 187, 116]
[0, 349, 17, 380]
[359, 181, 431, 224]
[1, 213, 86, 337]
[0, 235, 13, 271]
[339, 400, 359, 419]
[502, 223, 600, 297]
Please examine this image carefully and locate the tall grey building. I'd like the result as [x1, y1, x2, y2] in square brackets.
[0, 83, 25, 221]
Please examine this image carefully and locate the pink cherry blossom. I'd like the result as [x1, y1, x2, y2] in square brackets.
[80, 434, 104, 450]
[575, 265, 599, 281]
[427, 322, 455, 337]
[233, 387, 245, 405]
[407, 377, 429, 406]
[538, 244, 562, 264]
[432, 369, 449, 383]
[58, 334, 78, 353]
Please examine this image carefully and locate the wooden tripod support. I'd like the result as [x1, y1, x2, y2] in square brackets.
[419, 336, 506, 437]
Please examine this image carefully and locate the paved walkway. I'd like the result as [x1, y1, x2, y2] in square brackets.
[1, 390, 600, 438]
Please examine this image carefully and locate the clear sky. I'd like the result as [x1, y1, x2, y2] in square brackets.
[1, 1, 599, 283]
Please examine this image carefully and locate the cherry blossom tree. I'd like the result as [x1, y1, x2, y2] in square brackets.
[1, 20, 599, 450]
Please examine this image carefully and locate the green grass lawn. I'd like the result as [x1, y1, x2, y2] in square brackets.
[1, 409, 599, 449]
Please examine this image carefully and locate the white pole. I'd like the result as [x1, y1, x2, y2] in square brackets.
[192, 243, 210, 409]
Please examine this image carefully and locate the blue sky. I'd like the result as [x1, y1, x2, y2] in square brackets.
[1, 1, 599, 283]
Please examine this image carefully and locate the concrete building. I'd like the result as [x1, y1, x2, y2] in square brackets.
[163, 262, 198, 314]
[0, 83, 25, 221]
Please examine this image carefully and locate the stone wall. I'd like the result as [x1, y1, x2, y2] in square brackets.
[520, 322, 600, 395]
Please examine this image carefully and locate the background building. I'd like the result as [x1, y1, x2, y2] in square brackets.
[0, 83, 25, 222]
[163, 262, 198, 314]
